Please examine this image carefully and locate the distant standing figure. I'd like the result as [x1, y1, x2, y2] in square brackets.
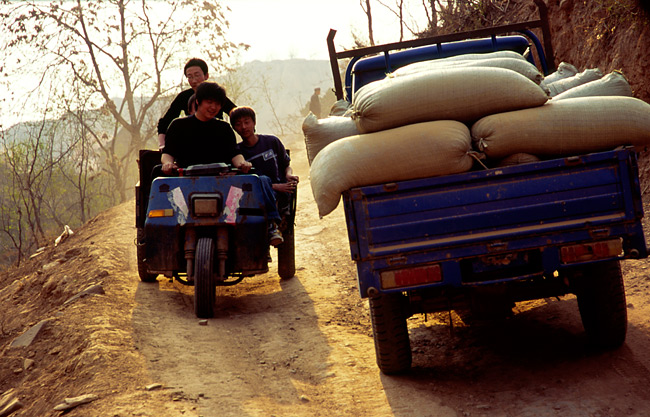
[310, 87, 321, 119]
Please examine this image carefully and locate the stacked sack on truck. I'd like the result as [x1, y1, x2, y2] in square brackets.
[305, 50, 549, 217]
[303, 53, 650, 217]
[473, 61, 650, 160]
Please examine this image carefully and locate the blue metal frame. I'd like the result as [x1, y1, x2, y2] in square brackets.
[345, 35, 532, 99]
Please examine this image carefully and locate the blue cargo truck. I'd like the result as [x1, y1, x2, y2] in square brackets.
[327, 1, 648, 374]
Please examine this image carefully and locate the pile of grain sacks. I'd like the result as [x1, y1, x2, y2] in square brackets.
[303, 53, 650, 217]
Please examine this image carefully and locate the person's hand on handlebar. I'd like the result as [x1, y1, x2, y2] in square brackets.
[161, 153, 178, 175]
[273, 181, 298, 193]
[232, 154, 252, 173]
[235, 160, 253, 173]
[161, 161, 178, 175]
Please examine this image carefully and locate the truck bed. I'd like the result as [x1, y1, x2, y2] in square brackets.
[343, 147, 647, 297]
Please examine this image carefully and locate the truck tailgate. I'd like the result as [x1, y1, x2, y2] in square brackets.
[343, 148, 645, 263]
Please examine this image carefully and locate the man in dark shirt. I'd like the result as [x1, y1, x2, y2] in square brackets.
[161, 82, 246, 172]
[156, 58, 236, 150]
[161, 82, 283, 246]
[230, 106, 299, 194]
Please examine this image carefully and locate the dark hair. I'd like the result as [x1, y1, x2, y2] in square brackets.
[229, 106, 256, 125]
[187, 93, 197, 114]
[195, 82, 226, 105]
[184, 58, 208, 76]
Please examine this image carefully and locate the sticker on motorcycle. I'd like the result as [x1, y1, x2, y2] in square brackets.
[224, 186, 244, 224]
[168, 187, 189, 226]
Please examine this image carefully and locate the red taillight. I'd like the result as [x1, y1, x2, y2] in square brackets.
[560, 239, 623, 264]
[380, 264, 442, 289]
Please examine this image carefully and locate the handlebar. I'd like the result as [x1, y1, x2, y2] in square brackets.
[174, 163, 256, 177]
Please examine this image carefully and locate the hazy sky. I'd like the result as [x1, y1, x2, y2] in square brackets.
[0, 1, 430, 128]
[224, 0, 429, 62]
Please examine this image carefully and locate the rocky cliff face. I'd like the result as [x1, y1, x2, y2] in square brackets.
[544, 0, 649, 102]
[511, 0, 650, 187]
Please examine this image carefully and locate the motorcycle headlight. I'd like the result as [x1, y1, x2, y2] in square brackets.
[191, 193, 223, 217]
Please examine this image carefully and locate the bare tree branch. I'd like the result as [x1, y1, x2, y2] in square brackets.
[360, 0, 375, 46]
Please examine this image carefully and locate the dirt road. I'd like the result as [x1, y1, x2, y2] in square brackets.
[130, 136, 650, 416]
[3, 135, 650, 416]
[130, 136, 458, 416]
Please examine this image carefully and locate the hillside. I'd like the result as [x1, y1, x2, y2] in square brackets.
[546, 1, 649, 103]
[540, 1, 650, 189]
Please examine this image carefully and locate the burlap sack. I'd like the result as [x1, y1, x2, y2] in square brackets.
[302, 113, 359, 165]
[393, 57, 543, 85]
[552, 71, 633, 100]
[472, 96, 650, 158]
[426, 50, 528, 63]
[310, 120, 474, 217]
[352, 67, 549, 134]
[546, 68, 603, 97]
[496, 153, 541, 167]
[540, 62, 578, 87]
[393, 57, 544, 84]
[329, 99, 352, 116]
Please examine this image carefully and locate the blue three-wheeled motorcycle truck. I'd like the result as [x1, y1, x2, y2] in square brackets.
[135, 150, 296, 318]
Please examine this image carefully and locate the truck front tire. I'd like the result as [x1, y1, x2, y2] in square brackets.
[570, 260, 627, 349]
[194, 237, 216, 318]
[369, 292, 412, 374]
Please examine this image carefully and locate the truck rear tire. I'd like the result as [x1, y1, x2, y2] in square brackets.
[136, 227, 158, 283]
[277, 228, 295, 280]
[369, 292, 412, 374]
[194, 237, 216, 318]
[571, 260, 627, 349]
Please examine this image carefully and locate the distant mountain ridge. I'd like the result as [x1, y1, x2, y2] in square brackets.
[4, 58, 336, 145]
[216, 58, 335, 139]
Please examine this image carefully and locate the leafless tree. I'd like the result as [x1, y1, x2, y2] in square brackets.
[0, 95, 76, 264]
[254, 72, 301, 137]
[377, 0, 409, 41]
[0, 155, 25, 267]
[422, 0, 440, 33]
[375, 0, 451, 39]
[219, 68, 257, 110]
[258, 74, 288, 137]
[1, 0, 247, 203]
[56, 80, 106, 224]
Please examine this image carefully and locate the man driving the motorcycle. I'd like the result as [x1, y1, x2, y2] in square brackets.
[161, 82, 249, 173]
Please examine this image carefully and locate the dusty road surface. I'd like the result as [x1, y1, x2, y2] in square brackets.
[3, 135, 650, 417]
